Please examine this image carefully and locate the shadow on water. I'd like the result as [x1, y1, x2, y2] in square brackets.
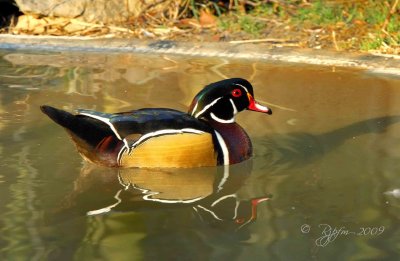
[255, 115, 400, 172]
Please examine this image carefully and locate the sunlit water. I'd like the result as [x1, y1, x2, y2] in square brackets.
[0, 49, 400, 260]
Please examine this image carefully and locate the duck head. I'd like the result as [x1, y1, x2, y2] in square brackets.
[188, 78, 272, 123]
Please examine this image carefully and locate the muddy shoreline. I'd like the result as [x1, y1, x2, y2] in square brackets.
[0, 34, 399, 76]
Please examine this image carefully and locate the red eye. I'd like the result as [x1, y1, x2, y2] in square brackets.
[231, 88, 242, 97]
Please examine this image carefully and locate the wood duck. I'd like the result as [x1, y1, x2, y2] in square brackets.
[41, 78, 272, 168]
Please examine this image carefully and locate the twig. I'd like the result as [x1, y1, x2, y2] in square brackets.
[241, 0, 268, 7]
[332, 30, 340, 51]
[229, 38, 296, 44]
[382, 0, 399, 32]
[177, 0, 191, 19]
[70, 19, 134, 33]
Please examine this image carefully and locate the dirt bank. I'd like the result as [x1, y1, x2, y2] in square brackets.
[0, 34, 399, 76]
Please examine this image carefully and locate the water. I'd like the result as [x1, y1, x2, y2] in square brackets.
[0, 49, 400, 260]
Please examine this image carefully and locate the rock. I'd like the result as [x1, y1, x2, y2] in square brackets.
[14, 0, 164, 24]
[13, 14, 117, 35]
[13, 15, 49, 34]
[63, 21, 88, 34]
[15, 0, 86, 18]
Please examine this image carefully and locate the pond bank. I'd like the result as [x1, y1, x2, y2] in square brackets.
[0, 34, 399, 76]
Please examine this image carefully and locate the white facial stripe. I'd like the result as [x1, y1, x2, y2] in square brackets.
[190, 102, 199, 116]
[194, 97, 222, 118]
[234, 83, 249, 93]
[79, 112, 123, 140]
[214, 130, 229, 165]
[229, 98, 238, 115]
[210, 113, 234, 123]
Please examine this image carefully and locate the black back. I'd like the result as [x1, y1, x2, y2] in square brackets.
[79, 108, 215, 139]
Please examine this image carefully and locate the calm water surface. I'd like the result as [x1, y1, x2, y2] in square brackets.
[0, 50, 399, 260]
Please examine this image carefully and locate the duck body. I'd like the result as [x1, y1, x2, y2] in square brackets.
[41, 78, 272, 168]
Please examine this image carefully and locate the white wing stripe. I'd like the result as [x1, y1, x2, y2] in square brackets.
[130, 128, 205, 149]
[78, 112, 123, 140]
[117, 128, 207, 165]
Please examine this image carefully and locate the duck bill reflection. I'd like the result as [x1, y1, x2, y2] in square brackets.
[247, 93, 272, 115]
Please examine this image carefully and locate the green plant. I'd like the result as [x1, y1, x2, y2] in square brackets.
[360, 36, 382, 51]
[238, 16, 263, 35]
[214, 0, 398, 52]
[294, 0, 350, 25]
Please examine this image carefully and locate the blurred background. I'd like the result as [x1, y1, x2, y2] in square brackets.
[0, 0, 399, 54]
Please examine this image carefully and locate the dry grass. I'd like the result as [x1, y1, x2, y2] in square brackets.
[1, 0, 399, 54]
[2, 0, 194, 38]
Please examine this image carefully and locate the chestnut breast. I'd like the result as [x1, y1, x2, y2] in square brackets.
[209, 121, 253, 165]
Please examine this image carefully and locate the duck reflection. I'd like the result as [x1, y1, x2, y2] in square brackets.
[59, 160, 270, 230]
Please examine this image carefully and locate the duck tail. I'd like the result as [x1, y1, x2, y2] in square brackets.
[40, 105, 114, 148]
[40, 105, 121, 166]
[40, 105, 76, 129]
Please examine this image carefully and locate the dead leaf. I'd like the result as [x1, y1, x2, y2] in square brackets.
[177, 18, 200, 28]
[199, 9, 216, 27]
